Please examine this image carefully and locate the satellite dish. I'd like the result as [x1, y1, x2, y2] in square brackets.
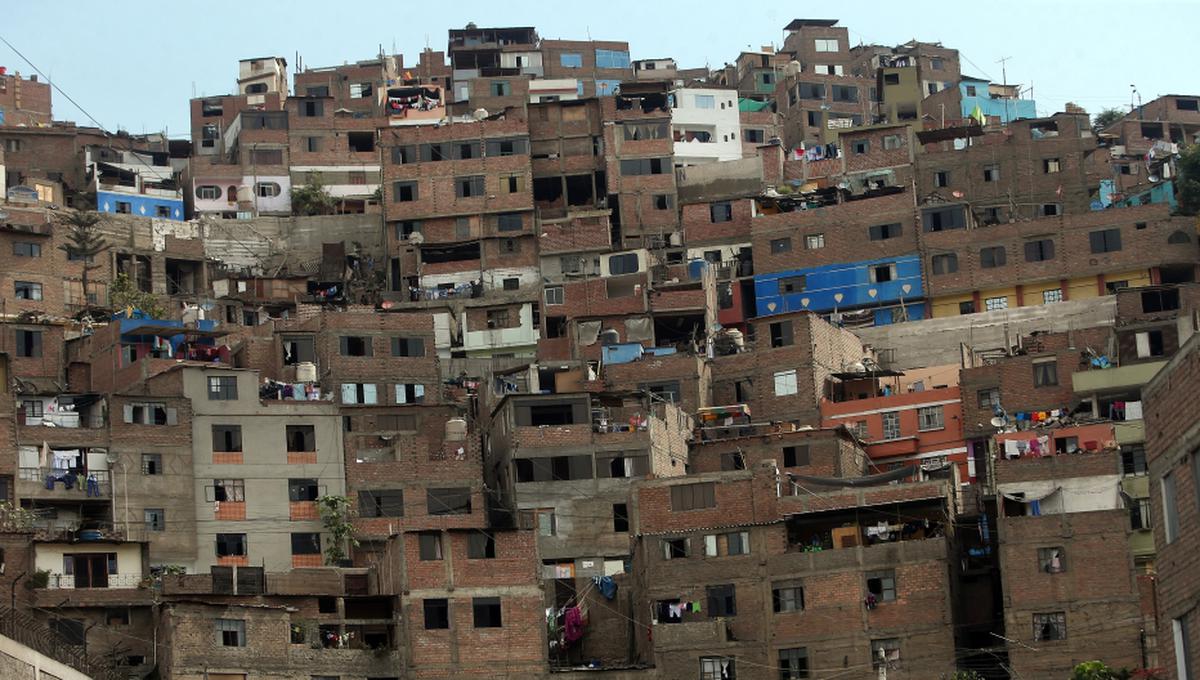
[989, 416, 1007, 428]
[105, 453, 119, 465]
[1148, 174, 1160, 183]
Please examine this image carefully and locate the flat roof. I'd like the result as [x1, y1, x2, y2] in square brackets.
[784, 19, 840, 30]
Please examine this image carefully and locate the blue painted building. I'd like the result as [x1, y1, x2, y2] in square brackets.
[97, 190, 185, 221]
[959, 76, 1036, 124]
[754, 255, 925, 326]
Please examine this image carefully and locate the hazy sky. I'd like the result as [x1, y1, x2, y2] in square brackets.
[3, 0, 1194, 137]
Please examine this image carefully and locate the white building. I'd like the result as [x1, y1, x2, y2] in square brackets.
[671, 88, 742, 165]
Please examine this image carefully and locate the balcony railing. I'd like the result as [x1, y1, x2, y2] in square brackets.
[19, 468, 111, 496]
[41, 573, 145, 589]
[18, 412, 106, 429]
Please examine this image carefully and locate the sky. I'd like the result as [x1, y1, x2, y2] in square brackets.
[2, 0, 1195, 137]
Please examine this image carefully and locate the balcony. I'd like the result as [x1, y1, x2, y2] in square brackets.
[18, 468, 110, 499]
[1072, 361, 1167, 394]
[41, 573, 145, 590]
[651, 618, 732, 649]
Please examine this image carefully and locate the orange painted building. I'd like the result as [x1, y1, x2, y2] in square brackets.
[819, 374, 970, 483]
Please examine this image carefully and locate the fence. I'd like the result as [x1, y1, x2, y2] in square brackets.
[0, 604, 124, 680]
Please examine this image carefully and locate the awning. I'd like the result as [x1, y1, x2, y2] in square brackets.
[788, 465, 917, 487]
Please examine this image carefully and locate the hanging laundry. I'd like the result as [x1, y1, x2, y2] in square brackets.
[564, 606, 584, 643]
[593, 575, 618, 600]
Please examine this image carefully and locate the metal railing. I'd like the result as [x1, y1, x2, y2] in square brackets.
[0, 605, 124, 680]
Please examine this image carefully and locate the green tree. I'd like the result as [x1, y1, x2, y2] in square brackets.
[57, 210, 109, 311]
[291, 172, 337, 216]
[1177, 143, 1200, 216]
[317, 495, 358, 565]
[1092, 107, 1126, 133]
[109, 272, 167, 319]
[1072, 661, 1134, 680]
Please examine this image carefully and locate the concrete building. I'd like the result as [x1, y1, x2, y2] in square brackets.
[671, 88, 742, 165]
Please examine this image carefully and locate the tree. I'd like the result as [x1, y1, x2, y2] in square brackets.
[1093, 107, 1125, 133]
[1177, 143, 1200, 216]
[1071, 661, 1134, 680]
[57, 210, 109, 311]
[291, 172, 337, 216]
[109, 272, 166, 319]
[317, 495, 358, 565]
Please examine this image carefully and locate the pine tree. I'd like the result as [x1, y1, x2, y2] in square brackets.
[57, 210, 109, 312]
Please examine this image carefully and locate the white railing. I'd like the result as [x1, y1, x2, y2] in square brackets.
[43, 573, 144, 589]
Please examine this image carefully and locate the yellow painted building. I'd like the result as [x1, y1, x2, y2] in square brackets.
[929, 269, 1153, 318]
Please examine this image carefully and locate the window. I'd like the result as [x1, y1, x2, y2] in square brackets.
[207, 376, 238, 400]
[1043, 289, 1063, 304]
[706, 584, 736, 616]
[783, 445, 809, 468]
[720, 452, 745, 471]
[779, 647, 809, 679]
[290, 533, 320, 556]
[1034, 612, 1067, 641]
[393, 181, 418, 202]
[3, 138, 22, 152]
[980, 246, 1006, 268]
[934, 171, 950, 187]
[871, 639, 901, 670]
[931, 254, 957, 275]
[254, 182, 281, 198]
[869, 223, 902, 241]
[716, 531, 750, 556]
[805, 234, 824, 249]
[467, 532, 496, 559]
[1040, 203, 1061, 217]
[144, 508, 166, 531]
[671, 483, 716, 511]
[1131, 498, 1152, 530]
[341, 383, 378, 405]
[595, 49, 631, 69]
[358, 489, 404, 518]
[215, 533, 247, 557]
[619, 157, 667, 175]
[212, 425, 243, 452]
[607, 253, 639, 275]
[1174, 617, 1194, 680]
[288, 478, 320, 502]
[691, 94, 716, 109]
[213, 479, 245, 503]
[394, 383, 425, 405]
[613, 503, 629, 532]
[983, 164, 1000, 182]
[216, 619, 246, 647]
[473, 597, 502, 628]
[778, 276, 806, 294]
[141, 453, 162, 475]
[769, 237, 792, 254]
[416, 532, 444, 561]
[540, 286, 565, 307]
[918, 406, 944, 431]
[1043, 158, 1061, 173]
[1024, 239, 1055, 262]
[975, 389, 1001, 411]
[744, 128, 765, 143]
[14, 281, 42, 301]
[12, 242, 41, 257]
[883, 134, 903, 150]
[423, 598, 450, 630]
[700, 657, 735, 680]
[1122, 447, 1148, 476]
[653, 194, 673, 210]
[867, 570, 896, 602]
[1033, 359, 1058, 387]
[116, 202, 132, 214]
[560, 52, 582, 68]
[196, 185, 221, 200]
[1089, 228, 1122, 253]
[814, 38, 838, 52]
[1038, 547, 1065, 573]
[881, 412, 900, 440]
[455, 175, 485, 198]
[769, 320, 793, 348]
[852, 139, 870, 155]
[870, 264, 895, 283]
[922, 206, 966, 232]
[883, 73, 900, 85]
[1162, 471, 1179, 543]
[773, 581, 805, 613]
[495, 212, 524, 232]
[774, 369, 798, 396]
[485, 138, 527, 157]
[14, 329, 42, 357]
[488, 80, 511, 97]
[427, 487, 471, 515]
[1142, 288, 1181, 313]
[662, 537, 689, 559]
[710, 201, 733, 223]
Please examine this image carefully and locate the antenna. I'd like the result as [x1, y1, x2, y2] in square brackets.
[996, 56, 1012, 123]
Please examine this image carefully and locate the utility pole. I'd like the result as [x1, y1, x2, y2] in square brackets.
[997, 56, 1012, 124]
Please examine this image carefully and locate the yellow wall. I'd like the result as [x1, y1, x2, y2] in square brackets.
[930, 270, 1153, 318]
[35, 543, 144, 581]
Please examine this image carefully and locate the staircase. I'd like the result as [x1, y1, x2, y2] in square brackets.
[0, 605, 124, 680]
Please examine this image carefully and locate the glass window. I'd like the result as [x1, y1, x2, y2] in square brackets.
[779, 647, 809, 679]
[216, 619, 246, 647]
[559, 52, 582, 68]
[774, 369, 798, 396]
[882, 412, 900, 439]
[694, 94, 715, 109]
[1033, 612, 1067, 641]
[773, 581, 805, 613]
[207, 375, 238, 400]
[594, 49, 631, 69]
[918, 406, 944, 431]
[867, 570, 897, 602]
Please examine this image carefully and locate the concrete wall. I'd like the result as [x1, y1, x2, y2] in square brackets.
[855, 297, 1117, 369]
[0, 634, 92, 680]
[184, 367, 344, 572]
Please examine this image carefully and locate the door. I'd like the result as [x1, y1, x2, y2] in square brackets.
[72, 554, 109, 588]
